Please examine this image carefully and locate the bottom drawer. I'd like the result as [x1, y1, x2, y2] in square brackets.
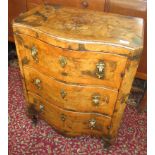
[27, 92, 112, 136]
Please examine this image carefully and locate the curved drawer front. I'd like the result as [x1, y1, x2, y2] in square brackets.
[16, 34, 127, 89]
[24, 67, 118, 116]
[27, 92, 111, 136]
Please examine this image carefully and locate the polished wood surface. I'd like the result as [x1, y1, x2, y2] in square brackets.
[14, 34, 127, 89]
[23, 67, 118, 116]
[109, 50, 142, 138]
[9, 0, 146, 81]
[104, 0, 147, 79]
[13, 5, 143, 51]
[13, 5, 144, 145]
[136, 72, 147, 80]
[8, 0, 27, 41]
[28, 92, 111, 136]
[27, 0, 106, 11]
[9, 0, 106, 41]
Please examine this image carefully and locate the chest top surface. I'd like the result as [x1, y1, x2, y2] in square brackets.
[13, 4, 144, 52]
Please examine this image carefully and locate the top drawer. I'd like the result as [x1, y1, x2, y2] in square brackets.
[15, 34, 127, 89]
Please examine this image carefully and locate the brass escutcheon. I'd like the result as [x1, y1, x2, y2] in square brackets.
[96, 61, 105, 79]
[22, 57, 29, 65]
[60, 89, 67, 99]
[59, 56, 67, 67]
[39, 104, 44, 112]
[92, 94, 100, 106]
[31, 46, 38, 63]
[121, 94, 130, 104]
[60, 114, 66, 121]
[33, 78, 42, 90]
[89, 119, 96, 129]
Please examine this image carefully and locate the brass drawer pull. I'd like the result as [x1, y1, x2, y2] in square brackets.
[89, 119, 96, 129]
[92, 94, 100, 106]
[33, 78, 42, 90]
[59, 56, 67, 67]
[31, 46, 38, 63]
[96, 61, 105, 79]
[22, 57, 29, 65]
[81, 0, 89, 8]
[39, 104, 44, 112]
[60, 114, 66, 121]
[60, 89, 67, 99]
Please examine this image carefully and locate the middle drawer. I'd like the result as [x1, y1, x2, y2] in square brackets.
[23, 67, 118, 116]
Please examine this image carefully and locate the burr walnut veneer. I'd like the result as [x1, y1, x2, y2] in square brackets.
[13, 5, 143, 146]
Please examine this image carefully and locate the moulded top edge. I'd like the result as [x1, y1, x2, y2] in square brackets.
[13, 4, 144, 51]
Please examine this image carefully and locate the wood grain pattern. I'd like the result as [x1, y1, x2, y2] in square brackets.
[108, 49, 142, 141]
[13, 4, 143, 52]
[8, 0, 146, 86]
[23, 66, 118, 116]
[13, 5, 144, 145]
[28, 92, 111, 136]
[14, 33, 127, 89]
[104, 0, 147, 79]
[13, 31, 30, 108]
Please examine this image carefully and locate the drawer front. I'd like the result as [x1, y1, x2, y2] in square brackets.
[27, 0, 105, 11]
[23, 67, 118, 116]
[28, 92, 111, 136]
[17, 34, 127, 89]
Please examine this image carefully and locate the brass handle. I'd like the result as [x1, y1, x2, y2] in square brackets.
[39, 104, 44, 112]
[33, 78, 42, 90]
[81, 0, 88, 8]
[120, 94, 129, 104]
[96, 61, 105, 79]
[60, 89, 67, 99]
[60, 114, 66, 121]
[59, 56, 67, 67]
[92, 94, 100, 106]
[89, 119, 96, 129]
[31, 46, 38, 63]
[22, 57, 29, 65]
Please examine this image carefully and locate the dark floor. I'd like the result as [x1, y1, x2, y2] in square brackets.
[8, 41, 146, 107]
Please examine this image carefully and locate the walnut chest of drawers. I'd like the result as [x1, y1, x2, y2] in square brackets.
[13, 4, 144, 146]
